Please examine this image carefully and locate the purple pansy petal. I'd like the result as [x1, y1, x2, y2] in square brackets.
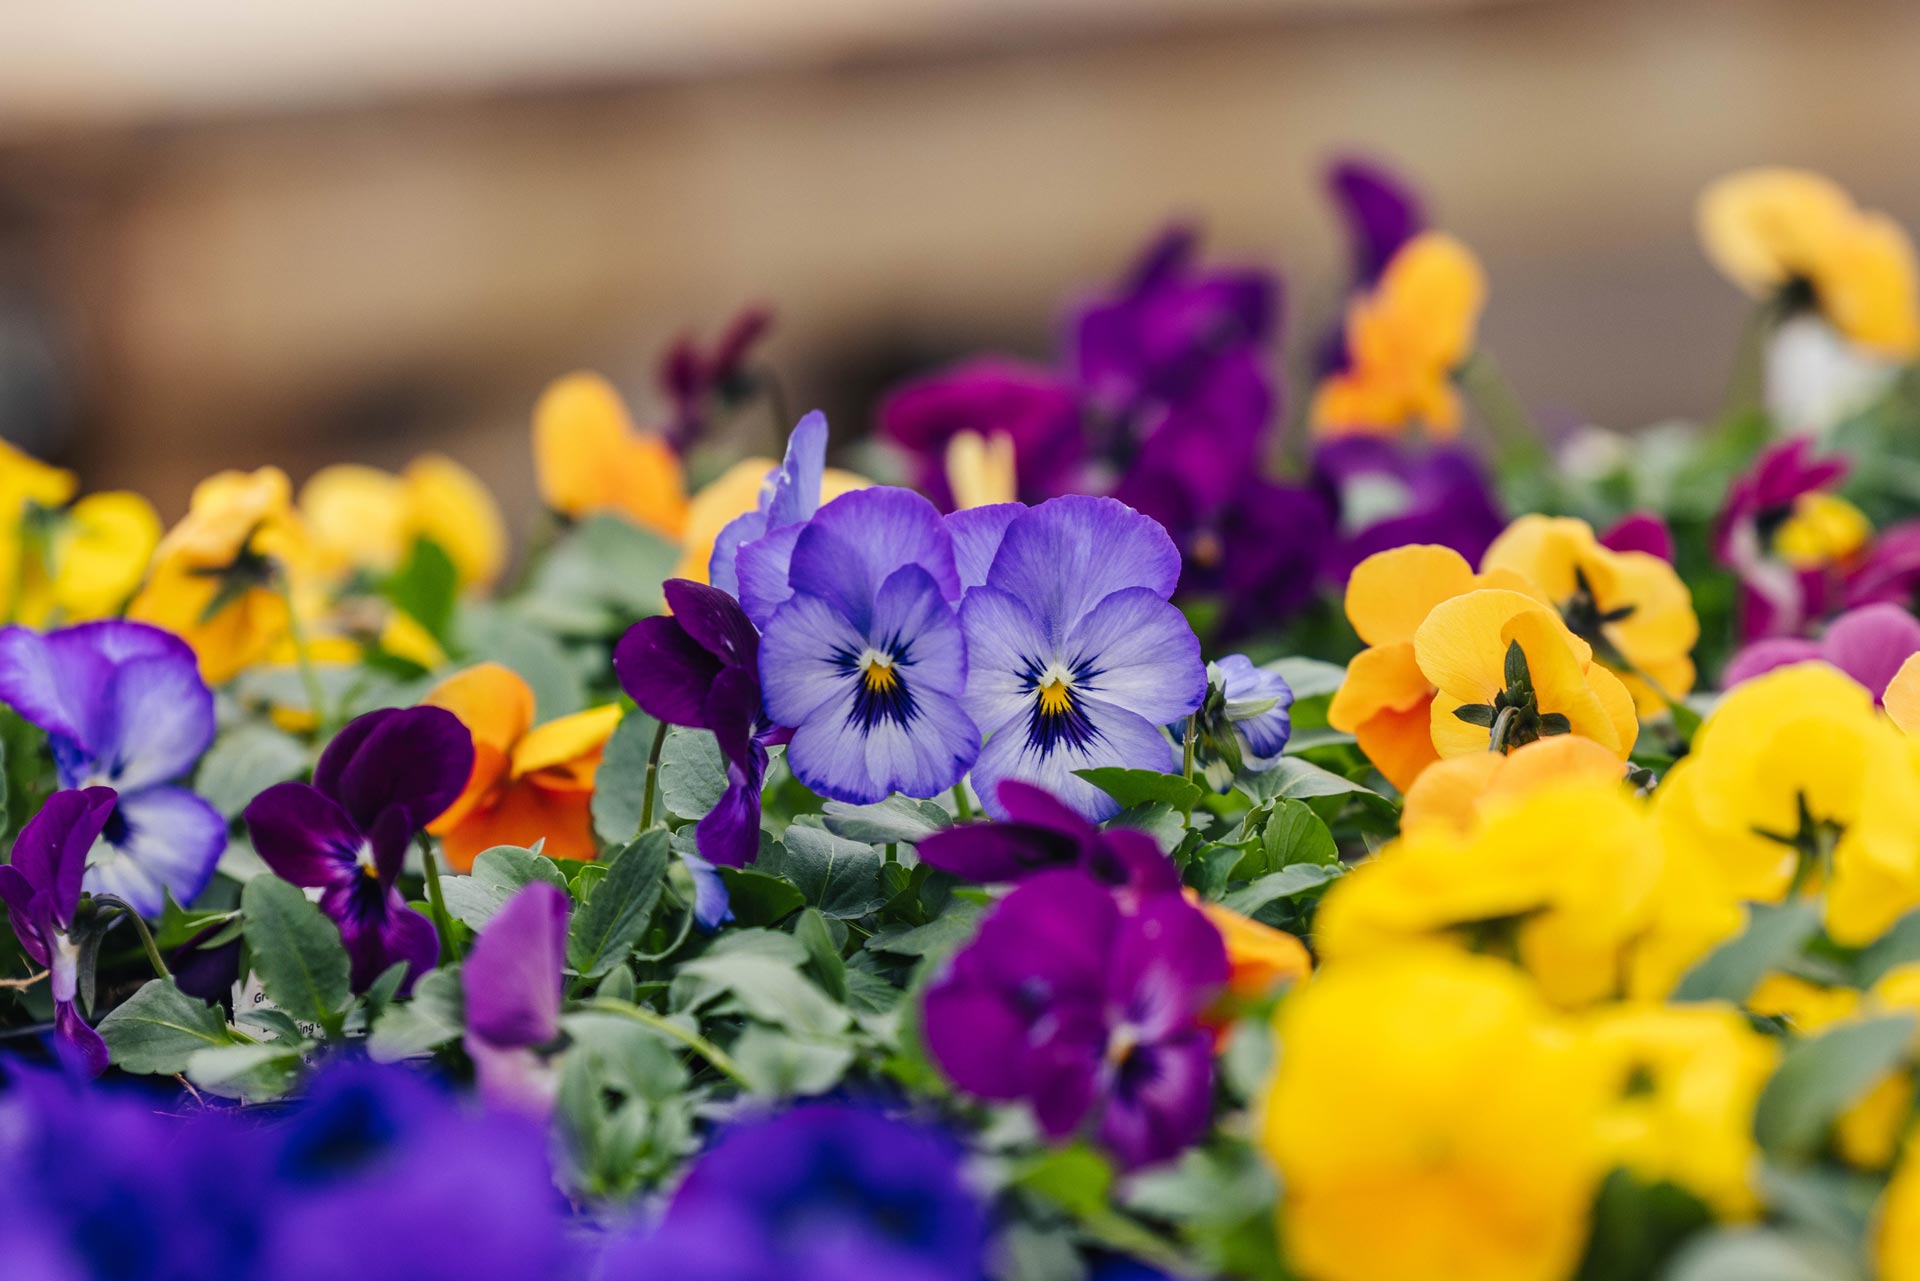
[916, 821, 1081, 882]
[1092, 828, 1184, 896]
[1600, 511, 1676, 563]
[735, 521, 806, 630]
[100, 652, 216, 793]
[1327, 156, 1424, 286]
[663, 578, 760, 670]
[873, 565, 970, 700]
[613, 615, 720, 727]
[323, 707, 475, 833]
[84, 785, 226, 917]
[697, 775, 764, 870]
[995, 779, 1100, 843]
[465, 882, 568, 1048]
[696, 669, 766, 868]
[957, 586, 1053, 734]
[243, 782, 363, 888]
[13, 786, 118, 927]
[984, 497, 1182, 643]
[1721, 638, 1824, 689]
[54, 1000, 111, 1078]
[366, 805, 415, 886]
[467, 1041, 557, 1118]
[947, 503, 1025, 593]
[1067, 587, 1206, 725]
[786, 684, 978, 804]
[920, 981, 1037, 1100]
[0, 624, 116, 748]
[971, 868, 1119, 992]
[973, 696, 1175, 823]
[339, 897, 439, 995]
[1110, 895, 1228, 1037]
[759, 592, 870, 729]
[1097, 1031, 1214, 1171]
[880, 360, 1085, 509]
[682, 853, 734, 931]
[1214, 654, 1294, 762]
[1822, 602, 1920, 699]
[708, 507, 768, 598]
[762, 410, 830, 530]
[0, 866, 46, 965]
[171, 922, 244, 1003]
[785, 488, 961, 630]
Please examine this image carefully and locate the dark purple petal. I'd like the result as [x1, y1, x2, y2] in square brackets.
[662, 578, 760, 670]
[0, 866, 46, 966]
[54, 1000, 110, 1078]
[1089, 829, 1183, 897]
[683, 853, 734, 931]
[243, 782, 362, 888]
[1108, 894, 1228, 1038]
[696, 776, 764, 870]
[317, 707, 475, 832]
[171, 923, 245, 1004]
[995, 779, 1101, 843]
[366, 805, 415, 886]
[1311, 438, 1502, 584]
[465, 882, 568, 1049]
[1326, 156, 1424, 285]
[336, 895, 439, 995]
[614, 614, 721, 727]
[1097, 1030, 1214, 1170]
[9, 786, 117, 926]
[968, 870, 1116, 1003]
[921, 980, 1036, 1100]
[916, 821, 1081, 883]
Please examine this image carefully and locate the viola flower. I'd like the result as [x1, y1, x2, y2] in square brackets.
[299, 453, 507, 592]
[1724, 601, 1920, 700]
[1310, 231, 1486, 439]
[1598, 509, 1675, 562]
[0, 620, 226, 914]
[916, 779, 1180, 895]
[532, 371, 688, 538]
[1310, 434, 1503, 583]
[423, 662, 622, 870]
[615, 578, 781, 868]
[128, 466, 316, 684]
[922, 868, 1227, 1170]
[464, 882, 568, 1116]
[1318, 156, 1426, 375]
[0, 438, 161, 626]
[879, 358, 1086, 510]
[658, 305, 775, 451]
[244, 706, 473, 991]
[956, 495, 1204, 820]
[599, 1103, 989, 1281]
[1326, 544, 1541, 791]
[1262, 949, 1607, 1281]
[1480, 514, 1699, 715]
[757, 487, 978, 804]
[0, 786, 119, 1074]
[1698, 167, 1920, 360]
[1188, 654, 1293, 789]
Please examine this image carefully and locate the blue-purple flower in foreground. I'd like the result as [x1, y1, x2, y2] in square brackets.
[615, 578, 780, 870]
[711, 410, 831, 626]
[0, 620, 225, 915]
[243, 707, 473, 992]
[0, 787, 118, 1075]
[598, 1103, 989, 1281]
[957, 495, 1203, 821]
[917, 779, 1178, 896]
[759, 487, 978, 804]
[463, 882, 567, 1116]
[922, 868, 1227, 1170]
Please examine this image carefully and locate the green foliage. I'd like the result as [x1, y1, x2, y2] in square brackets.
[97, 979, 235, 1074]
[242, 876, 351, 1033]
[568, 832, 670, 979]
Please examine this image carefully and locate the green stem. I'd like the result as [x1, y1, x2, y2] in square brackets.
[582, 997, 752, 1088]
[417, 835, 461, 963]
[96, 898, 170, 980]
[278, 579, 330, 737]
[638, 719, 670, 833]
[1458, 350, 1544, 468]
[950, 782, 974, 822]
[1180, 716, 1199, 820]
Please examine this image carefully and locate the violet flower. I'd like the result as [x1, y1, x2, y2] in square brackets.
[711, 410, 834, 627]
[659, 305, 774, 451]
[758, 487, 979, 804]
[0, 620, 226, 915]
[463, 882, 567, 1116]
[917, 779, 1180, 895]
[1722, 601, 1920, 701]
[1716, 438, 1855, 639]
[0, 786, 118, 1075]
[1599, 510, 1676, 562]
[956, 495, 1204, 820]
[1318, 156, 1425, 375]
[1310, 435, 1503, 584]
[878, 357, 1087, 511]
[1189, 654, 1293, 789]
[922, 868, 1227, 1170]
[243, 707, 473, 992]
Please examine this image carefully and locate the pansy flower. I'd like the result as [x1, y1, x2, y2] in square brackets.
[0, 438, 160, 627]
[956, 495, 1205, 821]
[758, 487, 978, 804]
[657, 305, 775, 450]
[1310, 434, 1503, 583]
[1310, 231, 1486, 439]
[615, 578, 782, 869]
[879, 358, 1086, 511]
[1190, 653, 1293, 787]
[0, 786, 119, 1074]
[0, 620, 226, 915]
[923, 868, 1227, 1170]
[463, 882, 568, 1116]
[916, 779, 1179, 895]
[1480, 514, 1698, 715]
[532, 372, 688, 538]
[1724, 601, 1920, 701]
[244, 706, 473, 991]
[299, 454, 507, 593]
[423, 663, 622, 870]
[709, 411, 867, 623]
[1317, 155, 1426, 374]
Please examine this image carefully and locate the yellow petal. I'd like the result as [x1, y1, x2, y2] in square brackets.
[511, 704, 623, 779]
[946, 430, 1017, 510]
[50, 491, 161, 619]
[403, 453, 508, 591]
[1344, 544, 1478, 647]
[158, 467, 297, 567]
[532, 372, 688, 537]
[1887, 653, 1920, 738]
[300, 464, 409, 580]
[1698, 168, 1856, 296]
[1329, 641, 1432, 729]
[379, 610, 448, 670]
[0, 438, 77, 510]
[1412, 588, 1560, 706]
[422, 661, 536, 756]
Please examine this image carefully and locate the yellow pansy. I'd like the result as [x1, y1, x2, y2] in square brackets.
[1771, 492, 1872, 570]
[300, 453, 507, 592]
[1699, 167, 1920, 358]
[128, 467, 315, 685]
[1883, 653, 1920, 737]
[1481, 515, 1698, 715]
[1586, 1004, 1778, 1221]
[1748, 972, 1862, 1035]
[532, 372, 688, 538]
[1263, 948, 1604, 1281]
[1400, 734, 1627, 835]
[0, 440, 160, 625]
[1654, 664, 1920, 945]
[1311, 232, 1487, 439]
[1879, 1131, 1920, 1281]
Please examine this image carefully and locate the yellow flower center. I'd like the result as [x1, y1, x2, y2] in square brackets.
[1038, 677, 1074, 716]
[861, 652, 899, 694]
[1774, 493, 1871, 569]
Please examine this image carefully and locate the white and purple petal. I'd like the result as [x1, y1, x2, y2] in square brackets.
[1065, 586, 1206, 726]
[99, 652, 217, 792]
[957, 586, 1052, 736]
[947, 503, 1025, 593]
[981, 496, 1182, 644]
[971, 695, 1174, 823]
[84, 785, 226, 917]
[759, 592, 870, 730]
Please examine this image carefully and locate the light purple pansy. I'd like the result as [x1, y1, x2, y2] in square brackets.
[758, 488, 979, 804]
[0, 621, 225, 916]
[243, 707, 473, 993]
[1210, 654, 1294, 766]
[0, 786, 119, 1075]
[1722, 602, 1920, 702]
[922, 868, 1227, 1171]
[463, 882, 568, 1116]
[711, 410, 833, 629]
[955, 495, 1205, 821]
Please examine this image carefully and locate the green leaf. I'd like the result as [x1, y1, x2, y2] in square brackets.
[1238, 757, 1385, 806]
[382, 536, 459, 642]
[730, 1024, 857, 1098]
[1260, 799, 1339, 870]
[242, 876, 351, 1029]
[658, 727, 730, 820]
[453, 604, 588, 721]
[821, 794, 953, 845]
[1754, 1015, 1917, 1162]
[1663, 1228, 1864, 1281]
[1014, 1144, 1114, 1220]
[718, 867, 807, 926]
[762, 826, 887, 919]
[1859, 909, 1920, 985]
[591, 712, 664, 844]
[522, 515, 681, 635]
[1266, 657, 1347, 702]
[1220, 865, 1340, 916]
[1674, 901, 1822, 1004]
[366, 966, 466, 1062]
[676, 949, 850, 1038]
[97, 979, 234, 1074]
[567, 831, 669, 979]
[793, 908, 847, 1002]
[186, 1043, 305, 1101]
[1074, 768, 1203, 814]
[195, 723, 312, 820]
[439, 845, 568, 931]
[865, 903, 983, 959]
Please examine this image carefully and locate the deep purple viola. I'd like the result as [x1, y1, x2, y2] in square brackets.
[712, 410, 835, 628]
[0, 786, 118, 1075]
[758, 487, 979, 804]
[922, 868, 1227, 1171]
[878, 356, 1086, 511]
[0, 620, 225, 915]
[243, 707, 473, 993]
[917, 779, 1179, 897]
[463, 882, 567, 1116]
[1310, 435, 1504, 584]
[955, 495, 1204, 821]
[615, 578, 780, 870]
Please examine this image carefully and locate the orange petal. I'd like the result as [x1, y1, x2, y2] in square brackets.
[422, 661, 536, 756]
[1344, 545, 1478, 647]
[1200, 902, 1312, 1000]
[437, 780, 601, 872]
[533, 372, 633, 518]
[511, 704, 623, 779]
[1887, 654, 1920, 738]
[1399, 754, 1506, 833]
[428, 742, 513, 837]
[1330, 642, 1432, 732]
[1355, 700, 1441, 793]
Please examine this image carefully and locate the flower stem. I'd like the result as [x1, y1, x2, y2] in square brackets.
[951, 782, 974, 822]
[95, 897, 170, 980]
[278, 579, 330, 737]
[1458, 350, 1545, 469]
[582, 997, 752, 1088]
[416, 835, 461, 963]
[638, 719, 670, 834]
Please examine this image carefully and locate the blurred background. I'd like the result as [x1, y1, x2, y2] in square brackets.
[3, 0, 1920, 520]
